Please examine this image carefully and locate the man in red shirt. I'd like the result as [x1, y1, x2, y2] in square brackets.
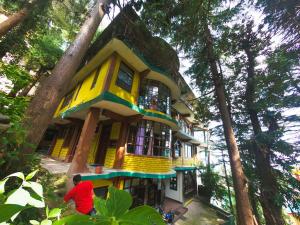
[64, 174, 96, 215]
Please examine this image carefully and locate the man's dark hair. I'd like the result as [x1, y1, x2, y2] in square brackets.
[73, 174, 81, 185]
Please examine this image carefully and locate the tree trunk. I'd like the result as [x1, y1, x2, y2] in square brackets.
[18, 67, 49, 97]
[244, 44, 286, 225]
[248, 184, 263, 225]
[0, 6, 29, 37]
[221, 148, 234, 214]
[204, 24, 254, 225]
[22, 0, 110, 153]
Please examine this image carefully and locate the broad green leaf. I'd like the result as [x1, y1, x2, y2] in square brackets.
[92, 216, 111, 225]
[119, 205, 165, 225]
[48, 208, 61, 218]
[0, 178, 8, 194]
[6, 188, 30, 206]
[30, 220, 40, 225]
[93, 197, 108, 216]
[41, 219, 52, 225]
[0, 222, 11, 225]
[5, 188, 30, 220]
[106, 187, 132, 218]
[6, 172, 25, 181]
[26, 170, 39, 181]
[53, 215, 94, 225]
[0, 204, 24, 223]
[24, 181, 43, 198]
[27, 194, 45, 208]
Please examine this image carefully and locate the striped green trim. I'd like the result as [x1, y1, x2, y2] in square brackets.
[81, 170, 176, 180]
[60, 91, 178, 127]
[174, 166, 197, 171]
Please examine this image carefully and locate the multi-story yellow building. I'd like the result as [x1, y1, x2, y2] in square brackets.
[39, 6, 208, 207]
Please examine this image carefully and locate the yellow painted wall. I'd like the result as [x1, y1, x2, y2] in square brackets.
[58, 147, 69, 160]
[122, 154, 172, 173]
[110, 122, 121, 139]
[104, 148, 116, 168]
[55, 57, 111, 117]
[51, 139, 64, 158]
[92, 179, 112, 188]
[108, 56, 140, 105]
[87, 126, 102, 164]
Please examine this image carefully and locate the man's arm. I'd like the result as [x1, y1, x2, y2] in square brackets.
[64, 187, 76, 202]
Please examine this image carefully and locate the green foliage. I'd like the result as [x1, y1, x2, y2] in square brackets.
[199, 165, 227, 202]
[0, 172, 164, 225]
[0, 170, 49, 224]
[256, 0, 300, 44]
[54, 187, 165, 225]
[0, 63, 32, 96]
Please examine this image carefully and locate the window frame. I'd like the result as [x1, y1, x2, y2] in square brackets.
[61, 89, 75, 109]
[74, 82, 83, 100]
[126, 120, 171, 156]
[115, 62, 134, 93]
[90, 66, 101, 90]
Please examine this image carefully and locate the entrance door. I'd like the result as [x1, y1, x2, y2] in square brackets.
[96, 124, 112, 165]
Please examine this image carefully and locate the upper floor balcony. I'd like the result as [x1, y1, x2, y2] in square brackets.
[138, 79, 171, 115]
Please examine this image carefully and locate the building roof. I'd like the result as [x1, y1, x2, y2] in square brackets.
[81, 6, 179, 80]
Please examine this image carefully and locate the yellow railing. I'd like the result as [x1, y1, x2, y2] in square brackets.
[122, 154, 172, 173]
[172, 156, 199, 167]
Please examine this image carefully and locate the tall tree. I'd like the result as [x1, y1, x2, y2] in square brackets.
[141, 1, 255, 224]
[0, 0, 52, 59]
[22, 0, 111, 153]
[256, 0, 300, 45]
[224, 19, 300, 224]
[238, 22, 285, 225]
[0, 0, 37, 37]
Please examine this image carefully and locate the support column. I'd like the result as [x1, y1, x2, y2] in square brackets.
[113, 122, 129, 169]
[67, 107, 100, 175]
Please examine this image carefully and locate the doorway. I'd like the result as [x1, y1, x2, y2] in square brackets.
[95, 124, 112, 165]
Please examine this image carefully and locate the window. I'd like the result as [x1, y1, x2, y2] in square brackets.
[74, 82, 82, 100]
[170, 176, 177, 190]
[138, 80, 171, 114]
[61, 90, 75, 109]
[185, 144, 192, 158]
[116, 62, 134, 92]
[127, 120, 171, 157]
[90, 67, 101, 89]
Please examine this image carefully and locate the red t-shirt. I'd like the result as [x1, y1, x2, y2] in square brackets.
[64, 181, 94, 214]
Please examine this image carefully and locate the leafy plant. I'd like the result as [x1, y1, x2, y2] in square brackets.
[0, 171, 164, 225]
[54, 186, 165, 225]
[199, 165, 227, 203]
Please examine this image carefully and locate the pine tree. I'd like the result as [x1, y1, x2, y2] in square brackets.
[141, 1, 255, 224]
